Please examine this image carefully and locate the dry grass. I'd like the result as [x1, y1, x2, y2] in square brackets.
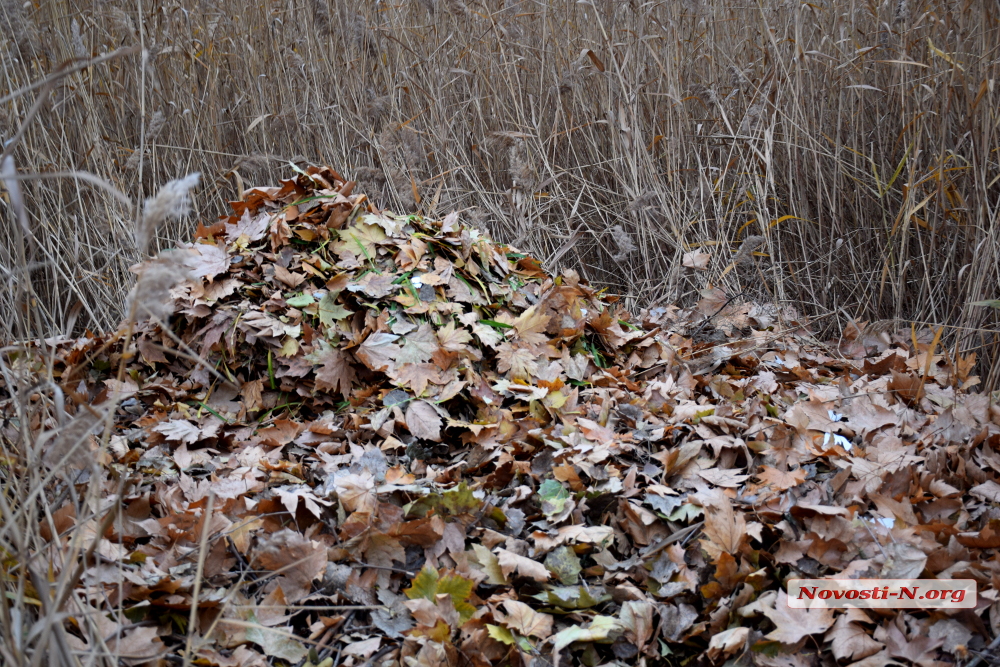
[4, 0, 1000, 374]
[2, 3, 1000, 663]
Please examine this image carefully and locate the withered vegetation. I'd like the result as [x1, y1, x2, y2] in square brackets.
[2, 1, 1000, 381]
[4, 1, 1000, 666]
[2, 165, 999, 666]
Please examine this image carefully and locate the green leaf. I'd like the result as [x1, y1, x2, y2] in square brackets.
[538, 479, 571, 518]
[404, 566, 440, 601]
[533, 585, 610, 610]
[667, 503, 703, 522]
[480, 319, 513, 330]
[407, 483, 482, 518]
[286, 293, 315, 308]
[318, 292, 352, 328]
[436, 573, 475, 606]
[440, 483, 481, 516]
[487, 624, 517, 645]
[969, 299, 1000, 309]
[472, 543, 508, 585]
[551, 615, 622, 652]
[403, 565, 477, 623]
[544, 546, 582, 585]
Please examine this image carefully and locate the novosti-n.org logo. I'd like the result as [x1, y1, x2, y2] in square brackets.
[787, 579, 976, 609]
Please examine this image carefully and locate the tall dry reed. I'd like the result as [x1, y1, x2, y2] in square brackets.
[1, 0, 999, 380]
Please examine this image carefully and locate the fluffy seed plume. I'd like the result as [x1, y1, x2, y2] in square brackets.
[733, 235, 765, 267]
[135, 172, 200, 254]
[610, 224, 638, 261]
[70, 19, 87, 60]
[129, 250, 193, 322]
[125, 110, 167, 171]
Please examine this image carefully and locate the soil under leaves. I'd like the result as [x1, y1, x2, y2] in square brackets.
[3, 165, 999, 667]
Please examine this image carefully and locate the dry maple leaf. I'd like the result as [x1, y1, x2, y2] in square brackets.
[707, 626, 749, 660]
[512, 305, 550, 347]
[682, 250, 711, 270]
[273, 264, 306, 288]
[396, 324, 441, 365]
[756, 465, 807, 491]
[763, 592, 834, 644]
[392, 363, 442, 396]
[309, 343, 356, 396]
[225, 209, 270, 242]
[152, 419, 202, 444]
[495, 548, 550, 581]
[355, 332, 401, 372]
[254, 529, 328, 602]
[436, 320, 473, 352]
[496, 343, 539, 380]
[882, 622, 944, 667]
[698, 467, 751, 488]
[338, 221, 387, 257]
[185, 241, 230, 281]
[826, 613, 884, 662]
[700, 491, 747, 558]
[334, 472, 377, 513]
[497, 599, 553, 638]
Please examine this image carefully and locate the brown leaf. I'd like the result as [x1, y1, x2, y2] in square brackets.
[396, 324, 441, 365]
[707, 627, 749, 660]
[334, 472, 376, 513]
[112, 625, 166, 664]
[512, 305, 550, 347]
[273, 264, 306, 288]
[392, 363, 442, 396]
[436, 320, 472, 352]
[682, 251, 711, 269]
[225, 209, 270, 242]
[310, 344, 356, 396]
[495, 548, 550, 581]
[756, 465, 807, 491]
[254, 529, 327, 602]
[882, 621, 944, 667]
[185, 242, 230, 282]
[763, 591, 834, 644]
[496, 343, 539, 380]
[153, 419, 201, 444]
[970, 480, 1000, 503]
[698, 467, 751, 488]
[826, 613, 884, 662]
[700, 491, 747, 558]
[498, 599, 553, 638]
[356, 332, 401, 372]
[405, 400, 442, 441]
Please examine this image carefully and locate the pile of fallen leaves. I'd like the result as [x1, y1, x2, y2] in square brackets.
[3, 164, 999, 667]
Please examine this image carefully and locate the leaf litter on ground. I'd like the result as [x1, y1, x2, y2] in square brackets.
[2, 164, 998, 667]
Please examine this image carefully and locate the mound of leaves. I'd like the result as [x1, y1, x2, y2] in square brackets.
[3, 164, 999, 667]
